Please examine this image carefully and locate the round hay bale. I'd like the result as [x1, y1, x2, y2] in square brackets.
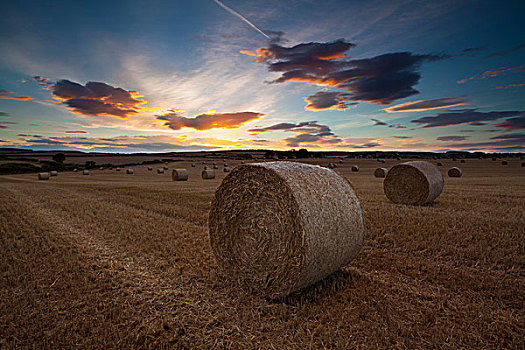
[492, 157, 497, 161]
[83, 170, 90, 175]
[448, 167, 462, 177]
[224, 163, 229, 167]
[164, 166, 169, 170]
[384, 161, 443, 205]
[73, 168, 78, 172]
[351, 165, 359, 172]
[204, 165, 210, 170]
[157, 168, 164, 174]
[213, 165, 219, 169]
[374, 167, 388, 178]
[452, 157, 457, 161]
[116, 167, 121, 171]
[191, 163, 196, 167]
[223, 167, 230, 172]
[147, 167, 153, 171]
[202, 169, 215, 179]
[99, 167, 104, 170]
[209, 161, 364, 298]
[502, 160, 508, 165]
[172, 169, 188, 181]
[126, 169, 134, 174]
[460, 159, 465, 163]
[437, 162, 443, 166]
[50, 171, 58, 176]
[521, 162, 525, 167]
[339, 159, 343, 163]
[38, 172, 50, 180]
[241, 161, 245, 164]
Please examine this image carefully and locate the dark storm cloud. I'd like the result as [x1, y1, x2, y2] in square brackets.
[51, 80, 148, 118]
[494, 116, 525, 131]
[436, 135, 469, 141]
[411, 109, 525, 128]
[156, 111, 263, 131]
[253, 39, 446, 106]
[303, 91, 356, 111]
[487, 43, 525, 57]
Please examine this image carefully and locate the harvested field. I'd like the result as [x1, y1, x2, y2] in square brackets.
[0, 158, 524, 348]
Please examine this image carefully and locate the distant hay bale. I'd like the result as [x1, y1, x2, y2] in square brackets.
[332, 162, 338, 168]
[164, 166, 169, 170]
[209, 161, 364, 298]
[126, 169, 134, 174]
[452, 157, 457, 161]
[241, 161, 245, 164]
[374, 167, 388, 178]
[172, 169, 188, 181]
[157, 168, 164, 174]
[224, 163, 228, 167]
[223, 167, 230, 172]
[38, 172, 50, 180]
[381, 160, 385, 164]
[448, 167, 462, 177]
[502, 160, 508, 165]
[437, 162, 443, 166]
[492, 157, 497, 161]
[83, 170, 90, 175]
[191, 163, 196, 167]
[521, 162, 525, 167]
[384, 161, 443, 205]
[339, 159, 343, 163]
[73, 168, 78, 172]
[116, 167, 121, 171]
[202, 161, 206, 164]
[460, 159, 465, 163]
[202, 169, 215, 179]
[99, 167, 104, 170]
[50, 171, 58, 176]
[213, 165, 219, 169]
[147, 167, 153, 171]
[396, 157, 401, 161]
[351, 165, 359, 172]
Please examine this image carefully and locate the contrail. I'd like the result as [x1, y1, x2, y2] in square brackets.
[213, 0, 271, 39]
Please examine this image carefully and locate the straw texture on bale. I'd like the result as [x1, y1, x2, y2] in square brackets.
[374, 167, 388, 178]
[126, 169, 134, 174]
[50, 171, 58, 176]
[172, 169, 188, 181]
[223, 167, 230, 173]
[38, 172, 50, 180]
[209, 162, 364, 298]
[157, 168, 164, 174]
[202, 169, 215, 179]
[448, 167, 462, 177]
[384, 161, 443, 205]
[351, 165, 359, 172]
[83, 170, 90, 175]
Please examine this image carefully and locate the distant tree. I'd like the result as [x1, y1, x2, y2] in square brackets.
[52, 153, 66, 163]
[85, 161, 96, 169]
[296, 148, 309, 158]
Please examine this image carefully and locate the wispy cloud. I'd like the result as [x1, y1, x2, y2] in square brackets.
[411, 109, 525, 128]
[436, 135, 469, 141]
[487, 43, 525, 57]
[495, 83, 525, 89]
[457, 65, 525, 84]
[303, 91, 356, 111]
[65, 130, 89, 134]
[0, 89, 32, 101]
[384, 97, 466, 113]
[494, 116, 525, 131]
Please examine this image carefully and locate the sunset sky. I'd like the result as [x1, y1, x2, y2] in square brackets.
[0, 0, 523, 153]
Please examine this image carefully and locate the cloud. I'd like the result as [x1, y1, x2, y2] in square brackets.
[461, 46, 485, 54]
[156, 110, 263, 131]
[0, 89, 32, 101]
[490, 133, 525, 141]
[496, 83, 525, 89]
[487, 43, 525, 57]
[0, 112, 9, 117]
[411, 109, 525, 128]
[33, 76, 54, 90]
[49, 79, 149, 118]
[65, 131, 89, 134]
[303, 91, 356, 111]
[251, 39, 445, 106]
[457, 65, 525, 84]
[389, 124, 406, 129]
[240, 50, 257, 57]
[391, 136, 412, 139]
[494, 116, 525, 131]
[0, 126, 7, 129]
[384, 97, 466, 112]
[436, 135, 469, 141]
[371, 118, 388, 126]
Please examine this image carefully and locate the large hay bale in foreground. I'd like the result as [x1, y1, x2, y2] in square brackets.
[202, 169, 215, 179]
[209, 162, 364, 298]
[83, 170, 90, 175]
[448, 167, 462, 177]
[384, 161, 443, 205]
[50, 171, 58, 176]
[38, 172, 50, 180]
[172, 169, 188, 181]
[351, 165, 359, 172]
[374, 167, 388, 178]
[126, 169, 134, 174]
[157, 168, 164, 174]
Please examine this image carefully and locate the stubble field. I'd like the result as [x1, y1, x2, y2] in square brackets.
[1, 158, 523, 349]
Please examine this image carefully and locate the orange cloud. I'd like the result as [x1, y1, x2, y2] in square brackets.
[240, 50, 257, 57]
[303, 91, 356, 111]
[0, 89, 32, 101]
[65, 131, 89, 134]
[496, 83, 525, 89]
[156, 110, 263, 131]
[384, 97, 466, 113]
[458, 65, 525, 84]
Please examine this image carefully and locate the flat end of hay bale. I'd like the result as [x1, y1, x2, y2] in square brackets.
[383, 161, 443, 205]
[448, 167, 462, 177]
[172, 169, 188, 181]
[202, 169, 215, 179]
[374, 167, 388, 178]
